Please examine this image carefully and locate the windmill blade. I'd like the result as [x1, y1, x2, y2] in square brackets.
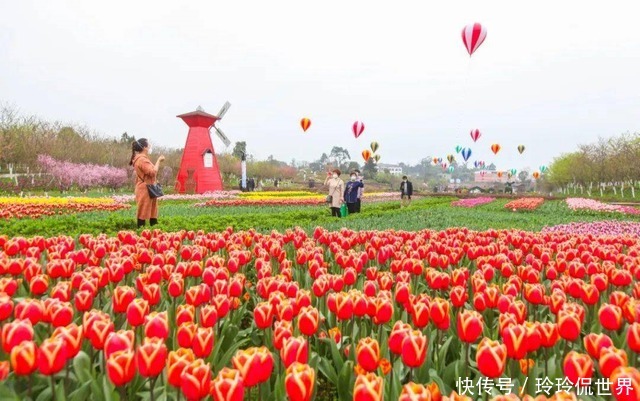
[217, 101, 231, 119]
[213, 126, 231, 148]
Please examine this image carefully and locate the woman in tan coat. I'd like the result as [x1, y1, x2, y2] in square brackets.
[130, 138, 165, 227]
[324, 169, 345, 217]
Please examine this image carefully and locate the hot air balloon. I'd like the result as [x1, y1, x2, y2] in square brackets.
[461, 148, 472, 162]
[362, 150, 372, 162]
[497, 171, 504, 178]
[517, 145, 525, 154]
[437, 158, 443, 164]
[352, 121, 365, 138]
[508, 173, 513, 179]
[540, 165, 548, 173]
[447, 154, 455, 164]
[373, 154, 381, 163]
[474, 161, 479, 168]
[462, 23, 487, 57]
[470, 129, 481, 142]
[300, 118, 311, 132]
[455, 145, 462, 154]
[532, 171, 540, 179]
[370, 141, 379, 153]
[441, 162, 448, 170]
[491, 144, 501, 155]
[510, 169, 517, 176]
[448, 166, 455, 173]
[432, 158, 438, 165]
[480, 171, 486, 177]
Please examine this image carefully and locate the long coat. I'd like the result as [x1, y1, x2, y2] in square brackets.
[344, 180, 364, 204]
[133, 154, 158, 220]
[326, 177, 344, 208]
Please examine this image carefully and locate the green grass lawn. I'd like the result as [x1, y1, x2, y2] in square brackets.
[2, 197, 639, 238]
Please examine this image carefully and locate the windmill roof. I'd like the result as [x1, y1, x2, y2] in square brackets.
[176, 110, 219, 119]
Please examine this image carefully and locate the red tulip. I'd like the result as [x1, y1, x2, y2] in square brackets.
[502, 324, 528, 360]
[180, 359, 212, 401]
[168, 276, 184, 297]
[401, 330, 428, 368]
[231, 346, 274, 387]
[104, 330, 135, 358]
[29, 274, 50, 296]
[538, 322, 559, 348]
[52, 323, 83, 359]
[599, 303, 624, 331]
[356, 337, 380, 372]
[0, 293, 14, 322]
[476, 337, 507, 378]
[410, 301, 430, 329]
[113, 286, 136, 314]
[297, 306, 319, 336]
[281, 336, 309, 368]
[1, 319, 33, 353]
[388, 321, 411, 356]
[563, 351, 593, 385]
[333, 292, 353, 321]
[144, 311, 169, 340]
[106, 350, 136, 386]
[167, 348, 196, 388]
[599, 347, 628, 378]
[74, 290, 95, 312]
[353, 372, 383, 401]
[628, 322, 640, 353]
[126, 298, 149, 327]
[399, 382, 431, 401]
[176, 304, 196, 326]
[14, 298, 44, 325]
[253, 302, 274, 329]
[457, 310, 483, 343]
[0, 361, 8, 381]
[37, 337, 67, 375]
[10, 340, 37, 376]
[210, 368, 244, 401]
[610, 366, 640, 401]
[199, 305, 218, 328]
[583, 332, 614, 359]
[285, 362, 315, 401]
[89, 318, 115, 350]
[192, 327, 215, 358]
[136, 337, 168, 378]
[557, 310, 582, 342]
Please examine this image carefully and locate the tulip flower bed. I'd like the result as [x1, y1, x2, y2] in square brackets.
[0, 197, 130, 220]
[195, 192, 399, 208]
[1, 227, 640, 401]
[504, 197, 545, 211]
[542, 221, 640, 237]
[113, 191, 242, 203]
[451, 197, 496, 208]
[566, 198, 640, 215]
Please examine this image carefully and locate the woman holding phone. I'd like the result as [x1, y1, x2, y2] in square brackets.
[324, 169, 344, 217]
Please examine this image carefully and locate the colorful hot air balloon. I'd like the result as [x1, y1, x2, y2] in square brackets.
[432, 158, 438, 165]
[437, 158, 443, 164]
[352, 121, 365, 138]
[470, 129, 481, 142]
[480, 171, 486, 177]
[461, 148, 472, 162]
[497, 171, 504, 178]
[491, 144, 501, 155]
[532, 171, 540, 179]
[441, 162, 448, 170]
[510, 169, 517, 176]
[462, 23, 487, 56]
[362, 150, 372, 162]
[447, 154, 455, 164]
[540, 165, 548, 173]
[455, 145, 462, 154]
[508, 173, 513, 179]
[370, 141, 379, 153]
[373, 154, 381, 163]
[300, 118, 311, 132]
[448, 166, 455, 173]
[517, 145, 525, 154]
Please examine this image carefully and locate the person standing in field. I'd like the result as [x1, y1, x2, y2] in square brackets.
[130, 138, 165, 227]
[324, 169, 344, 217]
[354, 169, 364, 213]
[400, 175, 413, 207]
[344, 171, 364, 214]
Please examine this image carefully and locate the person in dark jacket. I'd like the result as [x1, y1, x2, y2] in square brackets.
[400, 175, 413, 207]
[344, 172, 364, 214]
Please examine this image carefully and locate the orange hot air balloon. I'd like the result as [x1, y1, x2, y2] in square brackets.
[300, 118, 311, 132]
[532, 171, 540, 179]
[491, 144, 501, 155]
[497, 171, 503, 178]
[362, 150, 372, 162]
[432, 158, 438, 165]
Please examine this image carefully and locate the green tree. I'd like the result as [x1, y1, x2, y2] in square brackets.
[363, 158, 378, 179]
[232, 141, 247, 159]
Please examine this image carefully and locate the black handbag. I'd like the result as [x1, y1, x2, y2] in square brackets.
[137, 173, 164, 199]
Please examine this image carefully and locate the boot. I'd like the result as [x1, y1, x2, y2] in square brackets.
[150, 218, 158, 226]
[137, 219, 146, 228]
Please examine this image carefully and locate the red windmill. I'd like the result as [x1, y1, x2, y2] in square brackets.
[175, 103, 231, 194]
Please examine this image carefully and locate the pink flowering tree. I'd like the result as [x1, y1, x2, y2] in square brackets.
[37, 154, 129, 192]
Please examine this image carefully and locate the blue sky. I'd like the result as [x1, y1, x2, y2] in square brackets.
[1, 0, 639, 171]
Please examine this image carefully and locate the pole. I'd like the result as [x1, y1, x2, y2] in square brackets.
[241, 152, 247, 191]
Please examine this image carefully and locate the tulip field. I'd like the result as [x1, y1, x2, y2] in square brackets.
[1, 194, 640, 400]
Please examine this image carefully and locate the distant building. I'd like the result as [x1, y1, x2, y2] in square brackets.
[378, 163, 403, 176]
[474, 171, 509, 183]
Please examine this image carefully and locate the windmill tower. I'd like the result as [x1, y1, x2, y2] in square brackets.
[175, 103, 232, 194]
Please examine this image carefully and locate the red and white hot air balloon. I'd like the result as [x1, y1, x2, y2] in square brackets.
[300, 118, 311, 132]
[462, 23, 487, 57]
[470, 129, 481, 142]
[352, 121, 365, 138]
